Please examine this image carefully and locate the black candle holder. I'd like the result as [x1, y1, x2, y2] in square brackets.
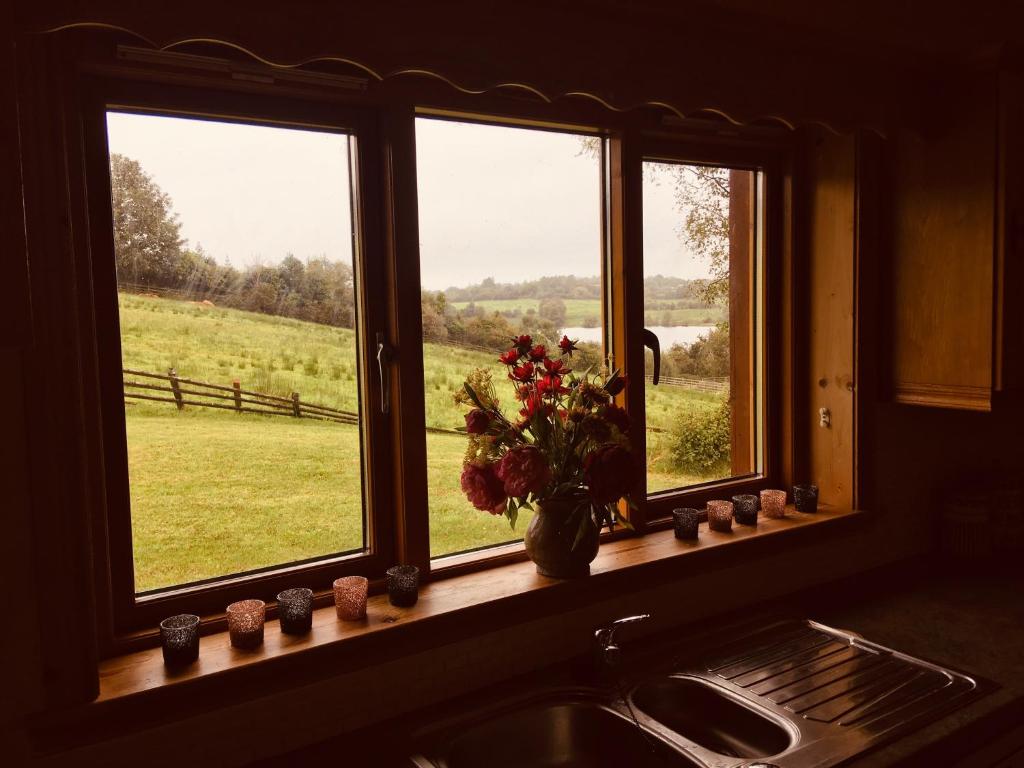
[732, 494, 760, 526]
[276, 587, 313, 635]
[672, 508, 700, 540]
[160, 614, 200, 667]
[793, 484, 819, 513]
[387, 565, 420, 607]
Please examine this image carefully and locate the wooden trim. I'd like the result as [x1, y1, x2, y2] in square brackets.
[893, 382, 994, 412]
[729, 168, 755, 476]
[93, 508, 861, 705]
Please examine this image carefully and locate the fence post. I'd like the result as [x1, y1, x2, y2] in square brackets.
[233, 380, 242, 412]
[168, 368, 184, 411]
[291, 392, 301, 418]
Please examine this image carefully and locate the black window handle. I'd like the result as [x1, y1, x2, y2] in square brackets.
[642, 328, 660, 386]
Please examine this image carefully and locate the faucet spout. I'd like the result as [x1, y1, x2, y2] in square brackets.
[594, 614, 651, 669]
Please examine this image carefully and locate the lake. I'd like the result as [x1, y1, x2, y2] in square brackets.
[561, 325, 715, 348]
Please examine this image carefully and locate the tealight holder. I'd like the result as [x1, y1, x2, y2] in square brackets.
[732, 494, 760, 526]
[793, 484, 819, 513]
[707, 500, 734, 532]
[333, 576, 369, 621]
[160, 614, 200, 667]
[226, 599, 265, 650]
[387, 565, 420, 608]
[276, 587, 313, 635]
[760, 489, 788, 519]
[672, 508, 700, 540]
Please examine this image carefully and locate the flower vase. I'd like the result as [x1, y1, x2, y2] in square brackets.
[525, 497, 600, 578]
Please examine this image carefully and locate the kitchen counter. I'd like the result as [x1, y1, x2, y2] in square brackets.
[810, 562, 1024, 766]
[257, 559, 1024, 767]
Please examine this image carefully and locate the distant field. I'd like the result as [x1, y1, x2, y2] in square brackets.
[118, 293, 720, 590]
[450, 297, 724, 327]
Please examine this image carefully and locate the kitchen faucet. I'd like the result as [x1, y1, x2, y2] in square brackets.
[594, 614, 651, 668]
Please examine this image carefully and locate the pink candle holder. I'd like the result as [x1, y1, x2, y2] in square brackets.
[333, 576, 368, 621]
[707, 500, 734, 532]
[226, 599, 265, 650]
[760, 489, 788, 519]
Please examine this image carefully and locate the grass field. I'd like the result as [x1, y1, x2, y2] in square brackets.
[450, 297, 725, 327]
[118, 293, 721, 591]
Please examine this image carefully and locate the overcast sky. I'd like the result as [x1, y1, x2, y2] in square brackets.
[105, 112, 710, 291]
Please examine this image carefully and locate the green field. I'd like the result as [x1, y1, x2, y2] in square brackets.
[450, 297, 724, 327]
[118, 293, 720, 591]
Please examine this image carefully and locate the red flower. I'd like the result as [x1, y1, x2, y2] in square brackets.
[461, 463, 507, 514]
[558, 335, 578, 356]
[497, 446, 552, 497]
[511, 362, 535, 382]
[537, 373, 569, 397]
[543, 357, 571, 375]
[602, 403, 631, 434]
[513, 334, 533, 352]
[519, 391, 553, 421]
[514, 383, 533, 401]
[528, 344, 547, 362]
[584, 445, 638, 504]
[499, 348, 520, 366]
[464, 408, 491, 434]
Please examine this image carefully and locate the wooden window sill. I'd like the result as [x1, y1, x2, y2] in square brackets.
[96, 506, 862, 704]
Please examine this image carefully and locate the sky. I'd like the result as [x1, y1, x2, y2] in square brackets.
[105, 112, 711, 291]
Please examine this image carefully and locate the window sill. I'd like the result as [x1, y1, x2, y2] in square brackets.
[95, 506, 862, 705]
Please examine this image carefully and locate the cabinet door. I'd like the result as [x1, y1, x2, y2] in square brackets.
[889, 80, 998, 411]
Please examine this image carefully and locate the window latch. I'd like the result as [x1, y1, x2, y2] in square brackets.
[642, 328, 661, 385]
[376, 332, 394, 415]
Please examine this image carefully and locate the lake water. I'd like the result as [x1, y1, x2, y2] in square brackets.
[561, 325, 715, 349]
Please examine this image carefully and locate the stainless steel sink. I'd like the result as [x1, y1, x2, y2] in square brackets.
[410, 690, 700, 768]
[409, 620, 987, 768]
[631, 676, 793, 759]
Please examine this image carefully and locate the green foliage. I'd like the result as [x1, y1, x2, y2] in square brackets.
[670, 398, 732, 474]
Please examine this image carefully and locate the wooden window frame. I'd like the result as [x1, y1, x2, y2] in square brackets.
[70, 51, 796, 652]
[79, 74, 400, 642]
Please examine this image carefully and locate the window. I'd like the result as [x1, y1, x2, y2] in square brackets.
[81, 64, 782, 640]
[413, 117, 605, 559]
[640, 160, 764, 499]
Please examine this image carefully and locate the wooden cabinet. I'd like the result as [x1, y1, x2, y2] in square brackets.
[887, 74, 1022, 410]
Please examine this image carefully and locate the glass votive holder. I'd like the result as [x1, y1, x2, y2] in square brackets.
[707, 500, 734, 532]
[732, 494, 760, 526]
[793, 484, 819, 513]
[672, 508, 700, 540]
[226, 599, 265, 650]
[386, 565, 420, 608]
[333, 576, 368, 621]
[276, 587, 313, 635]
[159, 614, 200, 667]
[760, 489, 788, 519]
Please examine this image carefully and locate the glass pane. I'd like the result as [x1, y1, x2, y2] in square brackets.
[415, 118, 604, 559]
[641, 161, 761, 495]
[106, 111, 366, 593]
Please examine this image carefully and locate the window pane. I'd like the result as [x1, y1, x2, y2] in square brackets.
[415, 118, 604, 559]
[641, 161, 762, 494]
[107, 112, 366, 593]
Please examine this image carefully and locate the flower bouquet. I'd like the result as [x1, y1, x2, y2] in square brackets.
[456, 334, 638, 577]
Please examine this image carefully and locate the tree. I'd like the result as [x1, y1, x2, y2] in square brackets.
[109, 153, 184, 287]
[538, 297, 567, 327]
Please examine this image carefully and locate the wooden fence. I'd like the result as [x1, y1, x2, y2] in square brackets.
[122, 369, 359, 425]
[646, 373, 729, 394]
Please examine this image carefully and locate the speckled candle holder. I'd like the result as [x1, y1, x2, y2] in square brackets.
[333, 576, 368, 621]
[276, 588, 313, 635]
[387, 565, 420, 608]
[672, 508, 700, 540]
[226, 599, 265, 650]
[707, 500, 734, 532]
[160, 614, 200, 667]
[760, 489, 788, 519]
[793, 484, 819, 513]
[732, 494, 760, 526]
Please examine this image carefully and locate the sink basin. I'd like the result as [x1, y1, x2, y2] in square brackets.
[418, 696, 698, 768]
[631, 676, 793, 759]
